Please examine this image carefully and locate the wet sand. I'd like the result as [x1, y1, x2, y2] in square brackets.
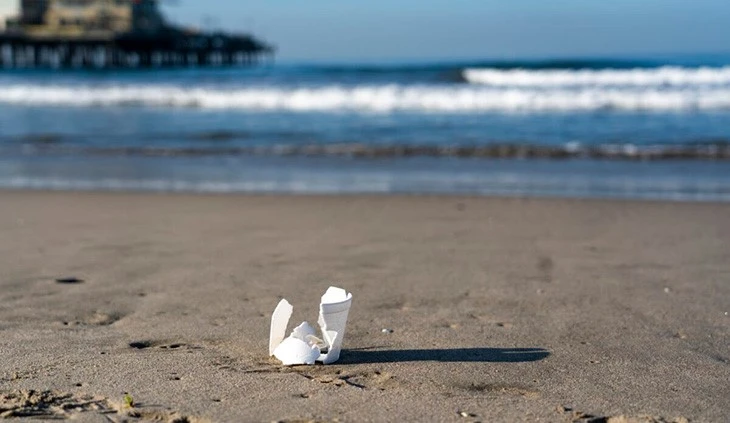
[0, 191, 728, 422]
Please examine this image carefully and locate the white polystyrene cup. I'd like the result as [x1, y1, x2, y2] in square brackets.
[317, 287, 353, 364]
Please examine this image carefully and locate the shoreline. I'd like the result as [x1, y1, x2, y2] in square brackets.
[2, 185, 730, 198]
[1, 191, 728, 421]
[4, 151, 730, 203]
[2, 184, 730, 205]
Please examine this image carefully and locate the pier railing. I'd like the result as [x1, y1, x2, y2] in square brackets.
[0, 29, 274, 68]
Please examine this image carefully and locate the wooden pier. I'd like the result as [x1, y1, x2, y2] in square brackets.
[0, 0, 274, 69]
[0, 31, 274, 69]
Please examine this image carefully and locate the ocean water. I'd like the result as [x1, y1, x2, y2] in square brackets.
[1, 54, 730, 201]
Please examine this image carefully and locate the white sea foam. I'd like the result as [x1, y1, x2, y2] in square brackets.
[0, 176, 394, 194]
[463, 66, 730, 87]
[2, 175, 728, 202]
[1, 83, 730, 112]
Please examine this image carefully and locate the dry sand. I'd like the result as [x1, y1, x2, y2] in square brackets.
[0, 191, 728, 422]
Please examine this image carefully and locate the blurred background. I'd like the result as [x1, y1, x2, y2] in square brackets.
[1, 0, 730, 200]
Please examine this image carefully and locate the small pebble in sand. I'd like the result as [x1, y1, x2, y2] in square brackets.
[458, 411, 477, 418]
[381, 328, 394, 333]
[664, 287, 671, 294]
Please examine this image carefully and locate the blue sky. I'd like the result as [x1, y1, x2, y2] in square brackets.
[3, 0, 729, 62]
[160, 0, 730, 62]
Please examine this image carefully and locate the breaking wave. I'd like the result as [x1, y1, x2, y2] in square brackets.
[1, 83, 730, 112]
[463, 66, 730, 87]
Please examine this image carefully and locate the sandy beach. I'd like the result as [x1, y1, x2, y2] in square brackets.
[0, 191, 728, 422]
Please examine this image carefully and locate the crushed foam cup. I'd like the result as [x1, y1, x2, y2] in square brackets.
[268, 286, 353, 366]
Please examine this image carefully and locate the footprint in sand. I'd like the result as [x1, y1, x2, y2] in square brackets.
[55, 277, 84, 284]
[128, 340, 155, 349]
[0, 389, 200, 422]
[293, 367, 402, 391]
[453, 382, 539, 398]
[60, 311, 125, 327]
[128, 341, 200, 351]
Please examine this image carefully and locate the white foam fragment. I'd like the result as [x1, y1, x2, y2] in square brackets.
[269, 299, 293, 356]
[269, 286, 353, 366]
[273, 337, 320, 366]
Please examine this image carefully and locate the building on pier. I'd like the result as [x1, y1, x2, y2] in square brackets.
[0, 0, 274, 68]
[0, 1, 17, 30]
